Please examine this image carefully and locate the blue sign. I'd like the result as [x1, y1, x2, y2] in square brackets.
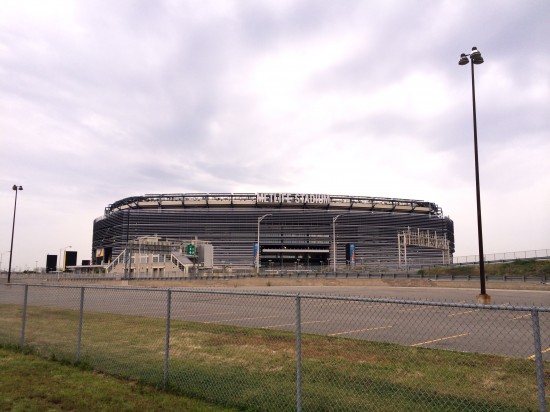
[254, 242, 259, 265]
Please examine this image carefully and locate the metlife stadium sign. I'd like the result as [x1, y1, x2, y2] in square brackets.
[257, 193, 331, 205]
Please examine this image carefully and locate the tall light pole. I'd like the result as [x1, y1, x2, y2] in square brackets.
[459, 46, 490, 304]
[8, 185, 23, 283]
[332, 215, 341, 274]
[124, 208, 131, 279]
[256, 214, 272, 273]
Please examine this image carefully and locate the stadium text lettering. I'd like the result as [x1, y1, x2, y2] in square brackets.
[257, 193, 331, 204]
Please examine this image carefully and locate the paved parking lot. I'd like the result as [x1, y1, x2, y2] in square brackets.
[1, 283, 549, 359]
[232, 285, 550, 306]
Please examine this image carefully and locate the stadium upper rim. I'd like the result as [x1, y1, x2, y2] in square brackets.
[100, 192, 444, 218]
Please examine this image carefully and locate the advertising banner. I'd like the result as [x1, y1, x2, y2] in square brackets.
[254, 242, 259, 266]
[346, 243, 356, 266]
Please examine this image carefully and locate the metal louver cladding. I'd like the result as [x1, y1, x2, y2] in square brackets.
[92, 193, 454, 269]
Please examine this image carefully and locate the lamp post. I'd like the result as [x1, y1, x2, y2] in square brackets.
[8, 185, 23, 283]
[256, 214, 272, 274]
[332, 215, 341, 274]
[459, 46, 490, 304]
[124, 208, 131, 279]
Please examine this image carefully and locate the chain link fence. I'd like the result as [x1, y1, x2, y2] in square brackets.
[454, 248, 550, 264]
[6, 269, 550, 284]
[1, 283, 548, 411]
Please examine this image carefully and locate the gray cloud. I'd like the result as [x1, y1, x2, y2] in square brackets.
[0, 0, 549, 269]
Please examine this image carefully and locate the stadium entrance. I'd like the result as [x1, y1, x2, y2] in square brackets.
[259, 245, 330, 268]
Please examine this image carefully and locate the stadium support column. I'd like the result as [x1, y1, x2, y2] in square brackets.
[256, 214, 272, 274]
[332, 215, 341, 274]
[459, 47, 490, 304]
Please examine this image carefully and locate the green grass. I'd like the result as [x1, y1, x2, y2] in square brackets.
[0, 346, 235, 411]
[418, 258, 550, 278]
[0, 303, 544, 411]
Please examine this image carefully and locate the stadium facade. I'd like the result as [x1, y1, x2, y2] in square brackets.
[92, 192, 455, 270]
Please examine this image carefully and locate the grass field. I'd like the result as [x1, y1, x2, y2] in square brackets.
[418, 259, 550, 278]
[0, 303, 544, 411]
[0, 346, 235, 411]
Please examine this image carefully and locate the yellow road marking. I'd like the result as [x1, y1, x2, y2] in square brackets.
[310, 302, 379, 308]
[263, 320, 329, 329]
[398, 307, 429, 313]
[448, 310, 479, 317]
[206, 315, 280, 324]
[412, 333, 469, 347]
[528, 347, 550, 360]
[184, 311, 237, 318]
[328, 325, 393, 336]
[511, 314, 531, 320]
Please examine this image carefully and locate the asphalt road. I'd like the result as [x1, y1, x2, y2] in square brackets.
[1, 284, 549, 360]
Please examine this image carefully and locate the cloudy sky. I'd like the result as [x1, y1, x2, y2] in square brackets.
[1, 0, 549, 270]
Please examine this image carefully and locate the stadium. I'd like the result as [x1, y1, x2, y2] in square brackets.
[92, 192, 455, 273]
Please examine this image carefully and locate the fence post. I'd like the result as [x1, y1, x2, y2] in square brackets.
[164, 289, 172, 389]
[19, 284, 29, 350]
[76, 287, 85, 362]
[531, 309, 547, 412]
[296, 294, 302, 412]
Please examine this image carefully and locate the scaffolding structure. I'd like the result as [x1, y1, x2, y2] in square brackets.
[102, 236, 213, 278]
[398, 227, 451, 268]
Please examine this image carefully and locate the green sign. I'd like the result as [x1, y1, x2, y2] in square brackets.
[186, 244, 196, 255]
